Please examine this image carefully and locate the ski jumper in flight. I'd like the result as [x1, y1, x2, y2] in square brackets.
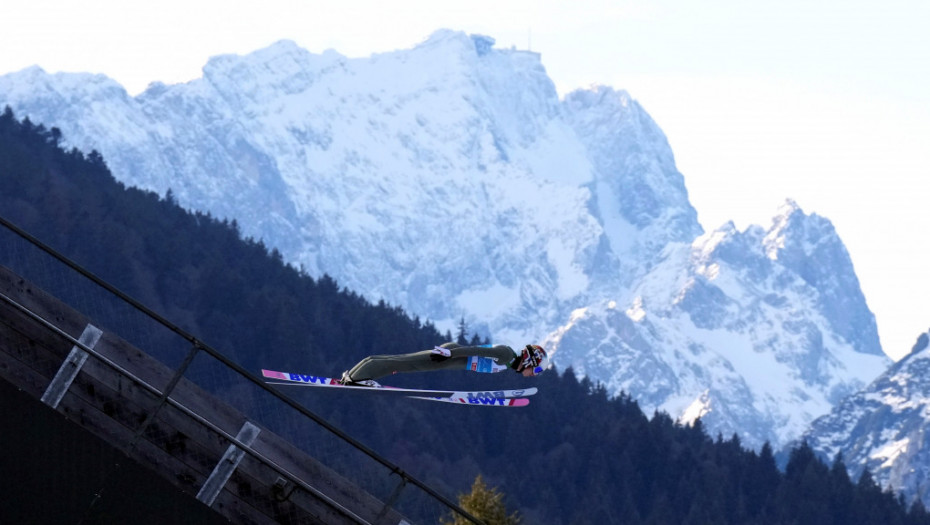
[340, 342, 548, 387]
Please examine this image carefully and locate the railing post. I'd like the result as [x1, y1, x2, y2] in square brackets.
[128, 342, 202, 448]
[375, 474, 408, 524]
[40, 323, 103, 408]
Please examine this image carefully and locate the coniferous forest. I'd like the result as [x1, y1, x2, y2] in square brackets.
[1, 106, 927, 524]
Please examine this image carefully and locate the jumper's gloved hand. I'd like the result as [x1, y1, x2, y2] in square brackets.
[430, 346, 452, 362]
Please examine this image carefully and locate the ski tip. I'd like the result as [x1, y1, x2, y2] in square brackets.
[261, 369, 287, 380]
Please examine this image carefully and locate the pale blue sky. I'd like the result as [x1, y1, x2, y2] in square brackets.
[3, 0, 929, 360]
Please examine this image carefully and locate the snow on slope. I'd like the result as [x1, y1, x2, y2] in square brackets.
[546, 201, 888, 448]
[800, 331, 930, 503]
[0, 30, 889, 449]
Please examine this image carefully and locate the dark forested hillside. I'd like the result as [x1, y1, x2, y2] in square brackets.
[1, 106, 927, 524]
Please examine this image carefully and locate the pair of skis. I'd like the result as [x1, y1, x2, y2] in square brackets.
[261, 369, 536, 407]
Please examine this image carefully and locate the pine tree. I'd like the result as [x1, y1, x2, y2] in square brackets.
[456, 316, 469, 344]
[443, 475, 522, 525]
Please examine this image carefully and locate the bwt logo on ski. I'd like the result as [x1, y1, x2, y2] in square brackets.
[288, 373, 329, 384]
[466, 391, 511, 399]
[467, 397, 508, 405]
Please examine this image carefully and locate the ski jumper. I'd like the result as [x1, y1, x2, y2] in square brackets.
[345, 342, 517, 382]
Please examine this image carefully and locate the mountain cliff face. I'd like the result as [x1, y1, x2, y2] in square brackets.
[799, 331, 930, 503]
[0, 30, 890, 449]
[548, 200, 887, 447]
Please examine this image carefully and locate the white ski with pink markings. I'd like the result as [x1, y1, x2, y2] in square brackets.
[261, 369, 536, 406]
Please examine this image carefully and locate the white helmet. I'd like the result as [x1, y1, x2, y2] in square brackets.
[520, 344, 549, 375]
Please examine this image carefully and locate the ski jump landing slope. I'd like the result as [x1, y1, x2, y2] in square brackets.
[0, 263, 412, 525]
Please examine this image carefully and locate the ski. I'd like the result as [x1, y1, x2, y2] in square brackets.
[261, 369, 537, 399]
[410, 395, 530, 407]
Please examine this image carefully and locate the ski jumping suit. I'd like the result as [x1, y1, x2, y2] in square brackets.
[345, 342, 517, 382]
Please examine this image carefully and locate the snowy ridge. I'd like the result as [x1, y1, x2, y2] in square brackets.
[800, 331, 930, 503]
[0, 30, 889, 450]
[546, 202, 888, 448]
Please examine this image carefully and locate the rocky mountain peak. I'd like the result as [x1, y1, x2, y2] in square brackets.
[763, 200, 883, 356]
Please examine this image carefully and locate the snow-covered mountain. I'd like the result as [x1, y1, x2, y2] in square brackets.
[798, 331, 930, 502]
[0, 30, 890, 449]
[548, 200, 887, 447]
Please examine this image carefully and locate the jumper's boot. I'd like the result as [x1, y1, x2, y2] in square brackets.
[339, 371, 380, 387]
